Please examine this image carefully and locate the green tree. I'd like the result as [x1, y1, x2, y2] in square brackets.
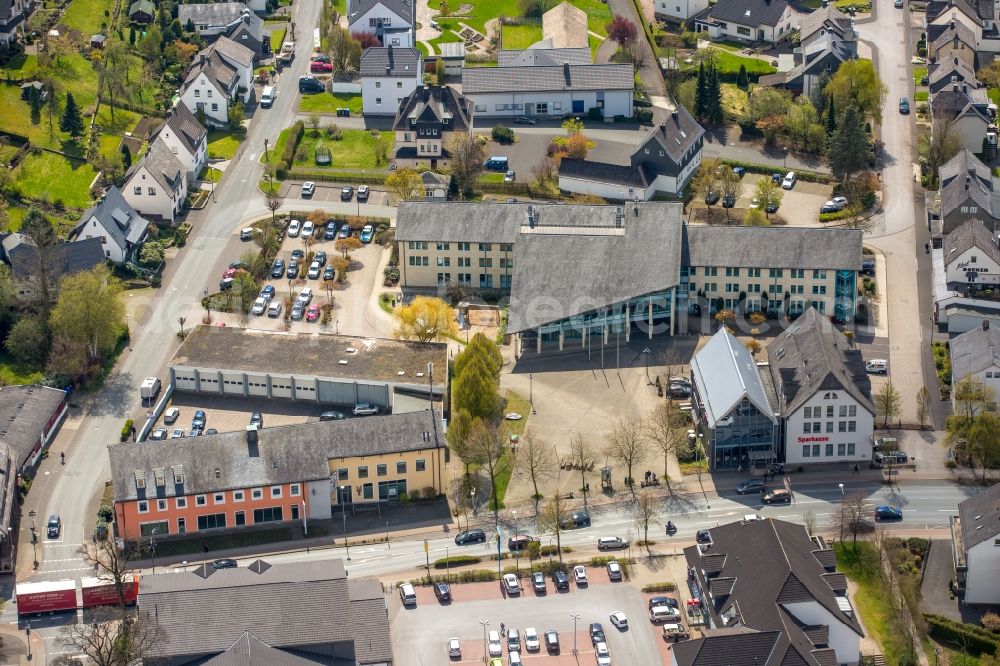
[452, 355, 501, 419]
[5, 315, 49, 365]
[120, 143, 132, 170]
[753, 176, 782, 218]
[98, 40, 133, 122]
[967, 412, 1000, 480]
[743, 207, 769, 226]
[918, 122, 962, 190]
[49, 265, 125, 373]
[385, 167, 423, 203]
[605, 419, 647, 492]
[465, 420, 507, 515]
[954, 375, 994, 423]
[825, 97, 837, 135]
[827, 105, 871, 182]
[393, 296, 456, 342]
[735, 63, 749, 90]
[454, 332, 503, 379]
[29, 86, 42, 123]
[825, 59, 887, 124]
[535, 479, 572, 564]
[741, 87, 791, 125]
[874, 378, 902, 428]
[695, 61, 707, 119]
[719, 166, 741, 222]
[445, 408, 477, 476]
[138, 242, 164, 266]
[20, 208, 58, 311]
[694, 158, 722, 215]
[705, 62, 723, 125]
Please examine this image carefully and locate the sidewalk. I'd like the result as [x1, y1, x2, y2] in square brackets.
[0, 622, 45, 664]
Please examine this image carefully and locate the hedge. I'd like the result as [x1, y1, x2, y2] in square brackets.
[641, 581, 678, 592]
[287, 168, 387, 185]
[280, 121, 305, 172]
[818, 209, 852, 223]
[409, 569, 497, 585]
[720, 158, 832, 184]
[433, 555, 481, 569]
[925, 614, 1000, 656]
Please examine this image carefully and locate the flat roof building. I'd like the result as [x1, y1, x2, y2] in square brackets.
[169, 326, 447, 412]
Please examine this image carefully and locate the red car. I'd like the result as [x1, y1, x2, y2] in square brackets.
[222, 268, 239, 279]
[305, 304, 320, 322]
[310, 61, 333, 73]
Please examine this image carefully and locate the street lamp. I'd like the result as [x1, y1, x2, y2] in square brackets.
[529, 374, 535, 414]
[479, 620, 490, 663]
[512, 510, 518, 575]
[471, 488, 476, 517]
[839, 483, 845, 496]
[340, 486, 351, 560]
[570, 612, 581, 655]
[643, 347, 652, 384]
[28, 509, 36, 568]
[150, 527, 159, 574]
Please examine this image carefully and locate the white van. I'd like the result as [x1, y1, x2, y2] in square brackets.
[650, 605, 682, 624]
[865, 359, 887, 374]
[398, 583, 416, 606]
[240, 227, 254, 241]
[260, 85, 276, 108]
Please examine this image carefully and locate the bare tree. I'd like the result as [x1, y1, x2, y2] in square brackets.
[465, 420, 507, 526]
[631, 490, 660, 554]
[567, 433, 594, 510]
[643, 405, 686, 494]
[830, 492, 874, 544]
[264, 193, 283, 225]
[516, 433, 554, 512]
[535, 469, 572, 564]
[446, 133, 485, 198]
[605, 420, 648, 494]
[803, 509, 816, 536]
[77, 538, 139, 611]
[916, 386, 931, 429]
[58, 606, 163, 666]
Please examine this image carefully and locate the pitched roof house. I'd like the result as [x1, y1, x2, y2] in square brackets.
[1, 234, 105, 301]
[953, 482, 1000, 604]
[122, 138, 188, 224]
[928, 56, 980, 94]
[943, 219, 1000, 287]
[177, 3, 268, 58]
[929, 20, 978, 70]
[392, 85, 473, 168]
[178, 38, 255, 127]
[155, 103, 208, 184]
[127, 0, 153, 23]
[931, 84, 994, 156]
[694, 0, 802, 46]
[682, 519, 863, 666]
[0, 0, 33, 45]
[347, 0, 415, 47]
[949, 320, 1000, 415]
[71, 186, 151, 265]
[936, 149, 999, 236]
[541, 2, 589, 49]
[359, 46, 422, 115]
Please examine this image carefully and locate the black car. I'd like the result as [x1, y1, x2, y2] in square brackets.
[291, 248, 304, 261]
[705, 190, 720, 205]
[552, 570, 570, 590]
[287, 262, 299, 278]
[47, 514, 61, 539]
[875, 451, 908, 465]
[434, 581, 452, 602]
[192, 410, 206, 430]
[589, 623, 605, 646]
[454, 528, 486, 545]
[508, 534, 539, 551]
[325, 222, 338, 240]
[315, 250, 327, 266]
[271, 259, 285, 278]
[667, 384, 691, 399]
[696, 529, 712, 544]
[862, 259, 875, 276]
[212, 558, 238, 569]
[340, 186, 354, 201]
[298, 75, 325, 93]
[249, 412, 263, 428]
[722, 193, 736, 208]
[736, 478, 766, 495]
[820, 203, 841, 214]
[771, 173, 783, 184]
[564, 511, 591, 528]
[532, 571, 546, 593]
[875, 505, 903, 521]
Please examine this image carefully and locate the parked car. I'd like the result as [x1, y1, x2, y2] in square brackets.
[338, 223, 351, 239]
[607, 560, 623, 581]
[212, 558, 237, 569]
[544, 630, 560, 654]
[315, 250, 327, 266]
[573, 565, 588, 585]
[552, 570, 569, 590]
[219, 277, 234, 291]
[649, 596, 679, 610]
[737, 478, 766, 494]
[163, 407, 180, 424]
[899, 97, 910, 114]
[781, 171, 797, 189]
[310, 60, 333, 73]
[595, 641, 611, 666]
[589, 623, 606, 645]
[192, 410, 206, 430]
[248, 412, 263, 428]
[271, 259, 286, 278]
[301, 181, 315, 197]
[353, 402, 379, 415]
[696, 529, 712, 544]
[251, 297, 267, 315]
[508, 534, 539, 550]
[46, 514, 61, 538]
[609, 611, 628, 630]
[771, 172, 783, 184]
[762, 489, 792, 504]
[507, 628, 520, 653]
[325, 222, 338, 240]
[862, 259, 875, 276]
[267, 301, 282, 318]
[597, 536, 627, 551]
[455, 528, 486, 545]
[488, 631, 502, 657]
[434, 581, 451, 602]
[260, 284, 275, 301]
[875, 505, 903, 520]
[515, 116, 537, 124]
[298, 75, 325, 93]
[288, 219, 301, 237]
[875, 450, 908, 465]
[399, 582, 416, 606]
[532, 571, 546, 593]
[705, 190, 720, 205]
[722, 193, 736, 208]
[302, 220, 315, 237]
[240, 227, 254, 241]
[297, 287, 313, 305]
[324, 265, 335, 280]
[311, 53, 331, 63]
[667, 383, 691, 398]
[290, 303, 304, 320]
[305, 304, 320, 322]
[357, 185, 370, 201]
[502, 573, 520, 595]
[561, 511, 591, 528]
[662, 623, 691, 642]
[340, 185, 354, 201]
[360, 224, 375, 243]
[286, 262, 299, 279]
[170, 428, 185, 439]
[504, 170, 516, 183]
[149, 428, 168, 441]
[308, 261, 321, 279]
[650, 605, 682, 623]
[866, 359, 888, 374]
[524, 627, 540, 652]
[319, 410, 346, 421]
[448, 637, 461, 658]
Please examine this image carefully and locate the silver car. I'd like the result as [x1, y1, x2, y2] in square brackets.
[353, 403, 380, 416]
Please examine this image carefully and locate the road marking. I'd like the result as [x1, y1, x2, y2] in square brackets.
[42, 566, 91, 574]
[249, 153, 256, 160]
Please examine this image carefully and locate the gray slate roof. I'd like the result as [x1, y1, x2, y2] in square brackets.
[201, 632, 334, 665]
[359, 46, 421, 77]
[183, 49, 239, 98]
[127, 0, 153, 16]
[507, 202, 683, 332]
[951, 320, 1000, 380]
[171, 326, 447, 385]
[392, 85, 473, 133]
[396, 201, 524, 243]
[940, 152, 995, 219]
[126, 137, 185, 194]
[559, 158, 647, 187]
[109, 411, 443, 501]
[348, 0, 415, 24]
[462, 62, 633, 94]
[497, 47, 591, 67]
[636, 107, 705, 165]
[958, 482, 1000, 551]
[931, 19, 977, 52]
[159, 103, 208, 159]
[941, 148, 992, 188]
[707, 0, 791, 27]
[139, 559, 393, 665]
[178, 2, 255, 28]
[74, 186, 150, 251]
[926, 0, 986, 23]
[765, 307, 875, 417]
[944, 219, 1000, 270]
[798, 2, 853, 40]
[205, 34, 255, 68]
[928, 57, 978, 90]
[679, 519, 863, 666]
[0, 385, 65, 468]
[7, 236, 105, 284]
[691, 327, 776, 428]
[542, 2, 589, 49]
[682, 225, 863, 270]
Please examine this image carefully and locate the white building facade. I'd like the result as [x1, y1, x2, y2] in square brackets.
[654, 0, 710, 22]
[782, 390, 875, 466]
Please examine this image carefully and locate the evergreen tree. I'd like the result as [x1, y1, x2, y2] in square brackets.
[185, 17, 195, 32]
[29, 86, 42, 122]
[60, 92, 84, 138]
[695, 61, 707, 120]
[706, 63, 723, 125]
[735, 63, 749, 90]
[827, 104, 870, 181]
[825, 97, 837, 135]
[128, 26, 136, 44]
[120, 143, 132, 170]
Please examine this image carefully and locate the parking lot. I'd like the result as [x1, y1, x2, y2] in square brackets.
[735, 173, 833, 227]
[280, 180, 391, 206]
[390, 566, 666, 666]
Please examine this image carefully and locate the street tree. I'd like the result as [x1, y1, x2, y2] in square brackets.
[954, 375, 994, 423]
[753, 174, 782, 218]
[745, 338, 763, 355]
[394, 296, 457, 342]
[385, 167, 423, 203]
[454, 332, 503, 379]
[874, 378, 902, 428]
[452, 354, 501, 419]
[49, 265, 126, 373]
[916, 386, 931, 429]
[535, 473, 572, 563]
[743, 207, 769, 227]
[827, 104, 871, 182]
[694, 158, 722, 217]
[446, 133, 485, 198]
[264, 194, 283, 225]
[58, 607, 163, 666]
[642, 405, 686, 494]
[233, 271, 258, 328]
[830, 491, 874, 545]
[967, 412, 1000, 479]
[335, 236, 363, 259]
[605, 16, 637, 48]
[714, 308, 736, 331]
[20, 207, 58, 311]
[465, 420, 507, 523]
[719, 166, 741, 222]
[632, 490, 660, 553]
[446, 408, 477, 476]
[331, 256, 349, 283]
[77, 538, 140, 611]
[568, 433, 594, 508]
[917, 122, 962, 190]
[605, 419, 647, 492]
[516, 433, 554, 511]
[825, 59, 887, 124]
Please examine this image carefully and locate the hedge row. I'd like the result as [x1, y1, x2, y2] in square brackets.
[818, 209, 852, 223]
[433, 555, 481, 569]
[925, 614, 1000, 656]
[641, 581, 678, 592]
[720, 158, 832, 184]
[287, 168, 388, 185]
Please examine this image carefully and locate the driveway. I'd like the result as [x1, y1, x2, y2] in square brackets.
[605, 0, 666, 97]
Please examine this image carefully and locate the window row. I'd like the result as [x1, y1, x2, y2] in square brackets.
[136, 484, 300, 513]
[138, 506, 296, 536]
[802, 421, 857, 433]
[336, 459, 426, 480]
[803, 404, 857, 418]
[801, 443, 857, 457]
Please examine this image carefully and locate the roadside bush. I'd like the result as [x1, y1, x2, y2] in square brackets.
[281, 121, 305, 171]
[539, 544, 572, 556]
[925, 614, 1000, 656]
[97, 505, 114, 523]
[635, 108, 653, 123]
[410, 569, 496, 585]
[981, 612, 1000, 633]
[491, 125, 515, 144]
[641, 581, 677, 592]
[526, 541, 541, 561]
[720, 159, 832, 184]
[120, 419, 134, 442]
[383, 265, 400, 285]
[434, 555, 481, 569]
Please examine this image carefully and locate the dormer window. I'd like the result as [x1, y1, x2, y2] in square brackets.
[134, 470, 145, 489]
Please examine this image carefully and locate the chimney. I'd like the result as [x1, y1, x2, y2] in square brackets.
[563, 61, 570, 83]
[984, 320, 991, 330]
[246, 424, 259, 456]
[615, 206, 624, 227]
[951, 19, 956, 29]
[526, 204, 535, 228]
[423, 85, 430, 101]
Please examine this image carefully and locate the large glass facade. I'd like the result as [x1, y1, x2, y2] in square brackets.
[706, 398, 777, 471]
[533, 289, 675, 342]
[834, 270, 856, 322]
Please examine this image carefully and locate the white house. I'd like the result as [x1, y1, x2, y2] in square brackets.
[931, 84, 994, 156]
[122, 138, 188, 224]
[0, 0, 33, 46]
[359, 46, 421, 116]
[156, 104, 208, 184]
[694, 0, 802, 45]
[559, 107, 704, 200]
[681, 519, 864, 666]
[654, 0, 709, 23]
[347, 0, 414, 47]
[462, 49, 634, 119]
[944, 219, 1000, 285]
[950, 320, 1000, 409]
[953, 482, 1000, 605]
[766, 308, 875, 466]
[70, 186, 151, 265]
[177, 3, 268, 59]
[178, 38, 254, 128]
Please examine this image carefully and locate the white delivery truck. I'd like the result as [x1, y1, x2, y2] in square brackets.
[140, 377, 161, 402]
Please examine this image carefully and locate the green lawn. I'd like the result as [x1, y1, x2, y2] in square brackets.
[294, 129, 387, 169]
[263, 125, 293, 169]
[99, 133, 121, 160]
[914, 90, 928, 102]
[913, 66, 927, 86]
[710, 48, 777, 75]
[572, 0, 612, 37]
[60, 0, 115, 35]
[298, 92, 363, 115]
[267, 23, 288, 52]
[0, 352, 44, 386]
[433, 0, 520, 36]
[416, 41, 429, 56]
[14, 151, 98, 208]
[502, 21, 543, 50]
[989, 88, 1000, 106]
[1, 53, 39, 79]
[207, 130, 245, 159]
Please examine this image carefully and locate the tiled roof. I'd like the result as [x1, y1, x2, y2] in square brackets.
[636, 106, 705, 165]
[798, 2, 853, 40]
[682, 226, 863, 270]
[178, 2, 253, 27]
[125, 136, 185, 193]
[0, 385, 65, 467]
[951, 320, 1000, 381]
[542, 2, 589, 49]
[127, 0, 153, 15]
[691, 327, 776, 428]
[205, 34, 255, 68]
[359, 46, 421, 77]
[159, 103, 207, 159]
[73, 186, 150, 251]
[958, 482, 1000, 550]
[462, 62, 633, 93]
[7, 237, 105, 284]
[497, 47, 591, 67]
[348, 0, 415, 24]
[940, 157, 995, 219]
[392, 85, 473, 132]
[944, 220, 1000, 271]
[707, 0, 791, 28]
[558, 158, 648, 187]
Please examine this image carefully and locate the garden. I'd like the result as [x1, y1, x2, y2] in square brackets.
[297, 92, 363, 115]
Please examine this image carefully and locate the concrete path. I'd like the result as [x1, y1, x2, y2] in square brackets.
[605, 0, 665, 97]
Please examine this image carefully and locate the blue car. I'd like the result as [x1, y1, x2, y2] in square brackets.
[323, 265, 335, 280]
[260, 284, 275, 300]
[874, 505, 903, 521]
[315, 250, 327, 266]
[360, 224, 375, 243]
[192, 410, 206, 431]
[325, 222, 337, 240]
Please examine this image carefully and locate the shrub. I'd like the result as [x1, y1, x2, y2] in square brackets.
[982, 612, 1000, 633]
[491, 124, 515, 144]
[281, 120, 305, 170]
[635, 108, 653, 123]
[120, 419, 134, 442]
[527, 541, 541, 561]
[383, 265, 400, 285]
[434, 555, 481, 569]
[925, 614, 1000, 656]
[410, 569, 496, 584]
[539, 544, 572, 556]
[587, 106, 604, 121]
[641, 581, 677, 592]
[97, 505, 114, 523]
